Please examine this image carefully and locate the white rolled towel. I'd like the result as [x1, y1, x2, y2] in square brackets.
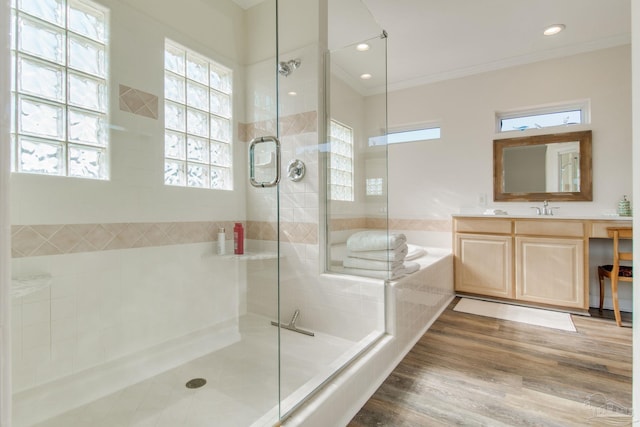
[343, 256, 404, 271]
[401, 261, 420, 275]
[341, 266, 406, 280]
[347, 243, 408, 262]
[346, 231, 407, 252]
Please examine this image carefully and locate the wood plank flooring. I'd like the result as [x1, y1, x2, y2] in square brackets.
[349, 298, 632, 426]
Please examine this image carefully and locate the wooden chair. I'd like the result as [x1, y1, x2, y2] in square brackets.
[597, 227, 633, 326]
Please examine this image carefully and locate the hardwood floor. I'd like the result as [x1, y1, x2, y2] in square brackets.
[349, 298, 632, 426]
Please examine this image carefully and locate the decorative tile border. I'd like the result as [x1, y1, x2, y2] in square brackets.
[11, 220, 320, 258]
[12, 217, 447, 258]
[238, 111, 317, 142]
[11, 221, 237, 258]
[389, 218, 452, 231]
[247, 221, 318, 244]
[119, 84, 159, 119]
[329, 217, 452, 232]
[328, 218, 367, 231]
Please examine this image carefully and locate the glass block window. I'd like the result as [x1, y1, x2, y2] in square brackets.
[10, 0, 109, 179]
[329, 120, 354, 201]
[164, 40, 233, 190]
[497, 102, 589, 132]
[366, 178, 383, 196]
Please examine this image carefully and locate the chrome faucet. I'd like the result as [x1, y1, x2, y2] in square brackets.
[531, 200, 558, 216]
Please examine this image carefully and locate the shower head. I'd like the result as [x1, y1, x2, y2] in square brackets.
[278, 58, 301, 77]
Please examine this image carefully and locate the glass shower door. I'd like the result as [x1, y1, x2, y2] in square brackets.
[7, 0, 282, 426]
[241, 0, 283, 424]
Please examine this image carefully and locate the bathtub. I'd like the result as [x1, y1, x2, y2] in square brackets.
[330, 243, 453, 337]
[281, 244, 454, 426]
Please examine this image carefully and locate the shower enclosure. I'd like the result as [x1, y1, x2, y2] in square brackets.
[326, 32, 389, 275]
[2, 0, 388, 425]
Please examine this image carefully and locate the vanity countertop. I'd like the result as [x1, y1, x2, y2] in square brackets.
[453, 213, 633, 221]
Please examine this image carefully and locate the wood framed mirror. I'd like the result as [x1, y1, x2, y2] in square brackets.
[493, 130, 592, 202]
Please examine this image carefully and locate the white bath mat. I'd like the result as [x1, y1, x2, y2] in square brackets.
[454, 298, 576, 332]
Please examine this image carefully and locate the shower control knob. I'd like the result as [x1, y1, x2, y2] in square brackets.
[287, 159, 306, 182]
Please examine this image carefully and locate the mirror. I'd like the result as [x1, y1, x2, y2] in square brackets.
[493, 130, 592, 201]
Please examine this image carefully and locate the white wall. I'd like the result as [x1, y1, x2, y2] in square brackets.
[11, 0, 247, 225]
[368, 45, 632, 222]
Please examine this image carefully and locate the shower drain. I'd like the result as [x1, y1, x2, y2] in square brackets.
[185, 378, 207, 389]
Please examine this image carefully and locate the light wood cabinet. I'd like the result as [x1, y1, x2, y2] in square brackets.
[515, 236, 584, 308]
[455, 233, 513, 298]
[590, 220, 633, 238]
[452, 216, 627, 311]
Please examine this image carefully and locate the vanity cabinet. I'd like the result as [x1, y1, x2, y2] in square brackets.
[453, 216, 629, 311]
[513, 219, 585, 308]
[515, 236, 584, 308]
[454, 219, 513, 298]
[455, 233, 513, 298]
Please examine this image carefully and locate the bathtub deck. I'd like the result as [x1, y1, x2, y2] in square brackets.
[282, 250, 455, 427]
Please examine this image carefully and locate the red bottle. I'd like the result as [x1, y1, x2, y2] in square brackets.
[234, 222, 244, 254]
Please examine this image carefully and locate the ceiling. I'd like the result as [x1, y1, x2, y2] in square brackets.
[234, 0, 632, 95]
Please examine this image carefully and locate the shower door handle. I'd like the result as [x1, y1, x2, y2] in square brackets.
[249, 135, 281, 188]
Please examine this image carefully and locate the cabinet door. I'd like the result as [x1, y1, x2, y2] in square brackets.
[515, 236, 585, 308]
[455, 234, 513, 298]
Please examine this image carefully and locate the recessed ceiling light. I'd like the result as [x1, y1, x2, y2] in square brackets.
[356, 43, 370, 51]
[288, 91, 297, 96]
[543, 24, 565, 36]
[360, 73, 372, 80]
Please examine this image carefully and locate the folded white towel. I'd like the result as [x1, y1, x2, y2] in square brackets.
[347, 243, 408, 262]
[405, 244, 426, 261]
[340, 266, 406, 280]
[343, 256, 403, 271]
[401, 261, 420, 275]
[346, 231, 407, 252]
[340, 259, 422, 280]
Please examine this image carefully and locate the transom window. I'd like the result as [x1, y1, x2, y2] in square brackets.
[368, 126, 441, 146]
[163, 40, 233, 190]
[497, 102, 589, 132]
[10, 0, 110, 179]
[329, 120, 354, 201]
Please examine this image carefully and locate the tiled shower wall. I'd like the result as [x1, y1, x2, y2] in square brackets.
[9, 0, 251, 397]
[242, 40, 387, 342]
[11, 244, 243, 393]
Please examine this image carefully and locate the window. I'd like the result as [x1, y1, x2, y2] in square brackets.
[10, 0, 109, 179]
[163, 40, 233, 190]
[368, 126, 441, 146]
[366, 178, 383, 196]
[497, 102, 589, 132]
[329, 120, 354, 201]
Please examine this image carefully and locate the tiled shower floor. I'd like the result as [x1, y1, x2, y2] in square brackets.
[33, 314, 355, 427]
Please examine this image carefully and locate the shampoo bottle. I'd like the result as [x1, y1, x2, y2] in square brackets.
[217, 227, 226, 255]
[234, 222, 244, 255]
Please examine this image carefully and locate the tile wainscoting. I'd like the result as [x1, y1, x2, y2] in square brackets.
[329, 217, 451, 232]
[12, 217, 449, 258]
[11, 221, 319, 258]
